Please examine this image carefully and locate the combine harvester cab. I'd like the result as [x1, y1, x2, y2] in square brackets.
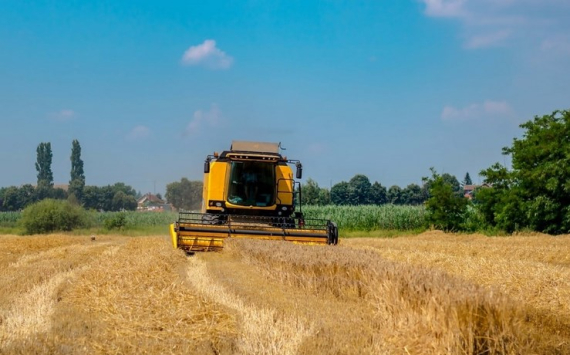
[170, 141, 339, 252]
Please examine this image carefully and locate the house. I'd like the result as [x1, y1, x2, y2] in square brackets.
[463, 185, 477, 199]
[137, 193, 166, 211]
[463, 184, 490, 200]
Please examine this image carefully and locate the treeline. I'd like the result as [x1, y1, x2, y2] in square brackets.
[0, 140, 138, 212]
[300, 173, 466, 206]
[422, 109, 570, 234]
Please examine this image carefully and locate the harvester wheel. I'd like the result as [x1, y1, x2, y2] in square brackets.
[327, 222, 339, 245]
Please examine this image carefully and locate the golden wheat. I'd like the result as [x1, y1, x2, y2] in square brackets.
[1, 232, 568, 354]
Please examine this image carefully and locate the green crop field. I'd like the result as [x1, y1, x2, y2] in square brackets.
[1, 206, 426, 234]
[302, 204, 426, 231]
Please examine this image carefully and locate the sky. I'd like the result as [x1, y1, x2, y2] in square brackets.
[1, 0, 569, 196]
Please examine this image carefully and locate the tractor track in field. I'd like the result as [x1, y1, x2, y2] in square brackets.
[0, 238, 125, 347]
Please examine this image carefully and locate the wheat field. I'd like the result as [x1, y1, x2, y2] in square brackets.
[0, 232, 568, 354]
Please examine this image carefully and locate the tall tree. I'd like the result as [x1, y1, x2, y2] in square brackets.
[463, 172, 473, 186]
[423, 168, 468, 231]
[369, 182, 387, 205]
[330, 181, 350, 205]
[165, 178, 203, 210]
[442, 173, 462, 196]
[348, 174, 372, 205]
[387, 185, 402, 205]
[69, 139, 85, 202]
[478, 109, 570, 234]
[35, 142, 53, 188]
[401, 183, 424, 205]
[35, 142, 54, 200]
[301, 178, 323, 205]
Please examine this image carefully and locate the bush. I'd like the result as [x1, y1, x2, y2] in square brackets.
[104, 212, 127, 230]
[20, 199, 89, 234]
[424, 168, 468, 232]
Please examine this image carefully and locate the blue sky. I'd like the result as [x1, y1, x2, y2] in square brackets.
[1, 0, 569, 195]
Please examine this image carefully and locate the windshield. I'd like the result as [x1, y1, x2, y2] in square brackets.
[227, 161, 275, 206]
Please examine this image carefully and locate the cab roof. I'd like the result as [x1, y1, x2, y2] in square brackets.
[230, 141, 280, 154]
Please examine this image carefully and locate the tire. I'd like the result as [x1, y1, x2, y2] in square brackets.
[327, 222, 338, 245]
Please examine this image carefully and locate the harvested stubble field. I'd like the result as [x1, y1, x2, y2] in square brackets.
[0, 232, 568, 354]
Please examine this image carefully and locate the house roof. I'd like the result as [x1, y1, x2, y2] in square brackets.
[137, 193, 165, 205]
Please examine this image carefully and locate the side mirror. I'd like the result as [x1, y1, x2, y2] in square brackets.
[295, 162, 303, 179]
[204, 158, 210, 174]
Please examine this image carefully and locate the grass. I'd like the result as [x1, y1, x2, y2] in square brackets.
[0, 211, 177, 235]
[340, 228, 426, 238]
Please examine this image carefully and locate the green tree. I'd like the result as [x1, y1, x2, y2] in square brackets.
[301, 178, 323, 205]
[69, 139, 85, 202]
[35, 142, 54, 200]
[442, 173, 462, 196]
[387, 185, 402, 205]
[165, 178, 203, 210]
[35, 142, 53, 189]
[401, 183, 424, 205]
[423, 168, 468, 231]
[463, 172, 473, 186]
[81, 183, 137, 211]
[478, 109, 570, 234]
[112, 191, 137, 211]
[1, 187, 21, 211]
[369, 182, 387, 205]
[19, 184, 36, 207]
[348, 174, 372, 205]
[0, 185, 38, 211]
[330, 181, 349, 205]
[318, 188, 331, 205]
[82, 186, 103, 210]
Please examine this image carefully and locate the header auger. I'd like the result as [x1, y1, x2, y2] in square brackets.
[169, 141, 338, 252]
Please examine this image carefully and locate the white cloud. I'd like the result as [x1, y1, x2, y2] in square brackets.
[185, 104, 222, 135]
[419, 0, 570, 50]
[422, 0, 467, 18]
[50, 109, 76, 122]
[181, 40, 233, 70]
[541, 35, 570, 55]
[464, 29, 512, 49]
[127, 125, 151, 141]
[441, 100, 513, 121]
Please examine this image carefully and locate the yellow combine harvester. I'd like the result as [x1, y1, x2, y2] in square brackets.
[170, 141, 338, 252]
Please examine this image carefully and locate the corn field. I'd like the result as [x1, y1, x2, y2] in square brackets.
[0, 212, 20, 226]
[1, 206, 425, 232]
[302, 204, 426, 231]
